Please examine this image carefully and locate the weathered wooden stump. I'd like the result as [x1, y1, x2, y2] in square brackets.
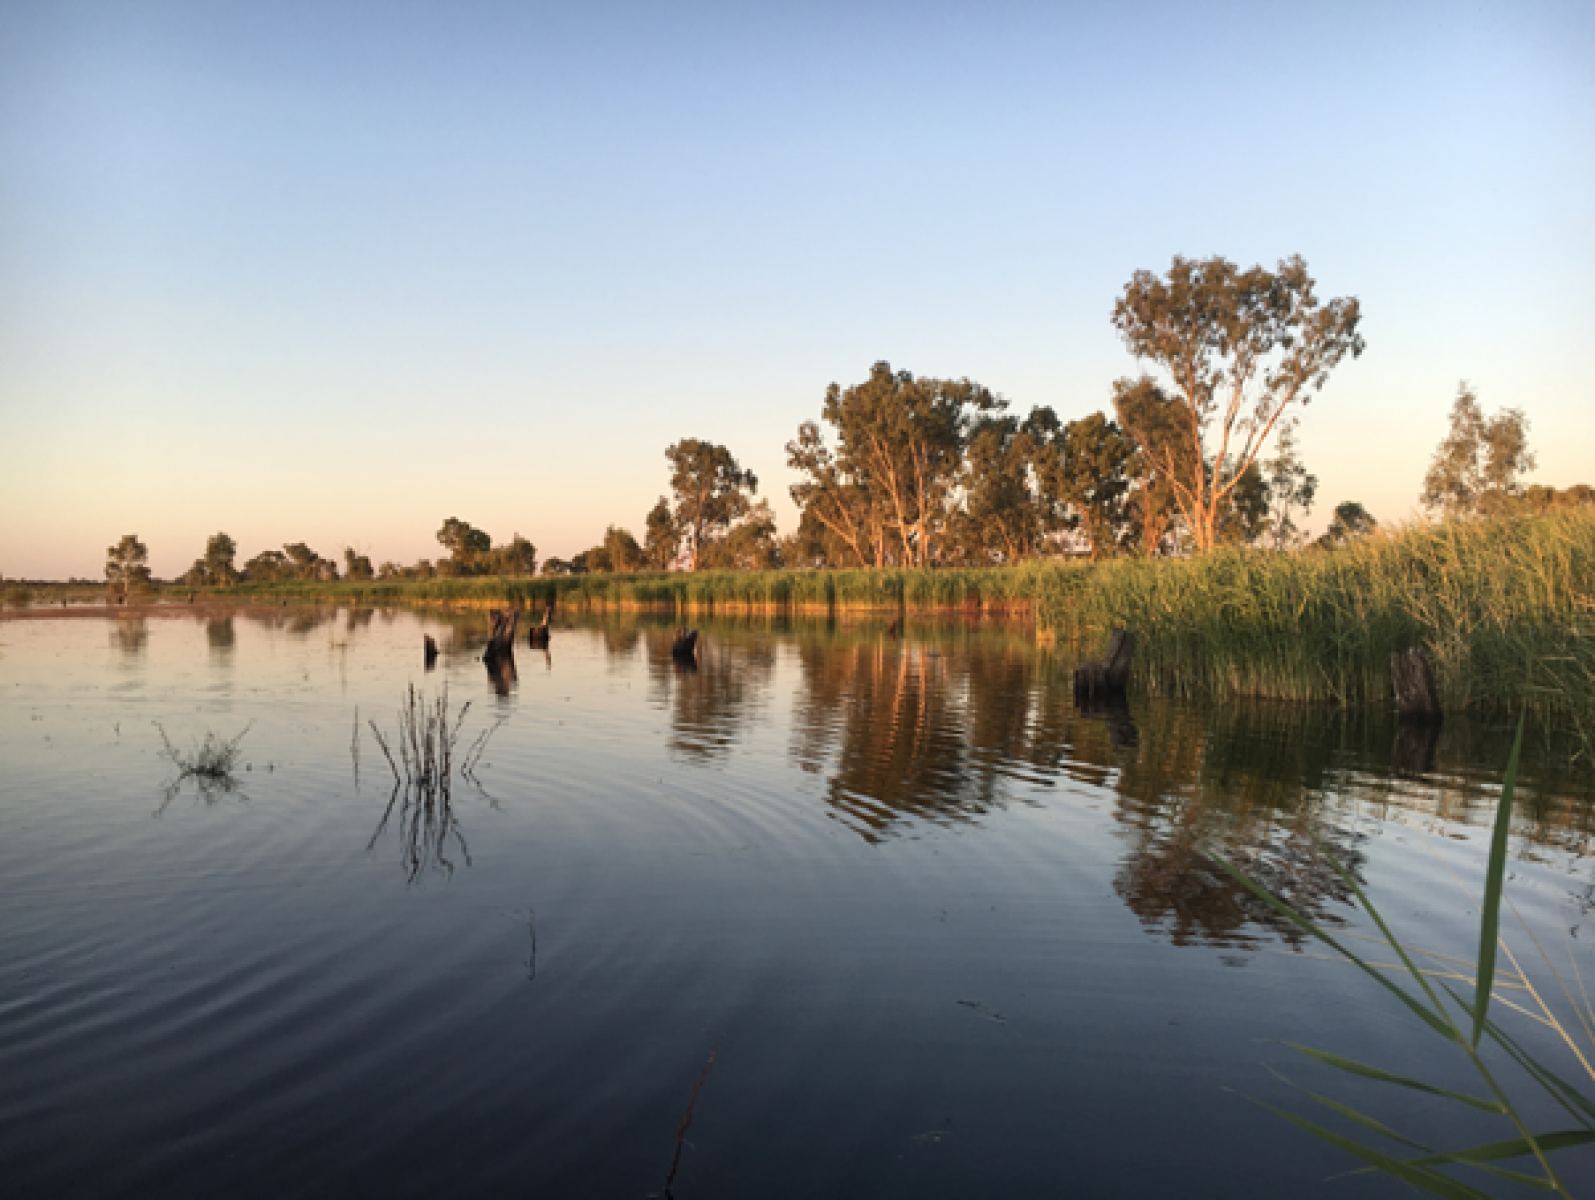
[486, 649, 518, 696]
[527, 607, 552, 648]
[423, 635, 439, 668]
[671, 628, 699, 660]
[1391, 648, 1442, 721]
[1075, 694, 1140, 749]
[1392, 717, 1442, 777]
[484, 609, 519, 663]
[1073, 629, 1135, 700]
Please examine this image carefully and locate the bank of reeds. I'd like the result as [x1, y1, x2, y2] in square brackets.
[207, 510, 1595, 725]
[1037, 510, 1595, 727]
[220, 561, 1063, 612]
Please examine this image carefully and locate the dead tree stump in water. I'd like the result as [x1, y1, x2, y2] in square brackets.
[484, 609, 519, 663]
[1073, 629, 1135, 700]
[671, 628, 699, 661]
[423, 635, 439, 668]
[1391, 648, 1442, 721]
[1392, 718, 1442, 777]
[528, 607, 552, 648]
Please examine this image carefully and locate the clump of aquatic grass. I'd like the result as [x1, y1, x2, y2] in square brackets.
[155, 721, 252, 782]
[153, 721, 253, 812]
[366, 684, 501, 881]
[1210, 719, 1595, 1196]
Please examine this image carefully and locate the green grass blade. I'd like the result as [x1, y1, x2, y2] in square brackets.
[1285, 1044, 1504, 1113]
[1405, 1129, 1595, 1169]
[1250, 1099, 1497, 1200]
[1206, 852, 1456, 1042]
[1300, 1088, 1431, 1151]
[1474, 714, 1524, 1048]
[1316, 845, 1455, 1023]
[1461, 996, 1595, 1130]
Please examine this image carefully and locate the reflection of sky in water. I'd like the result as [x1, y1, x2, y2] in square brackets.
[2, 607, 1593, 1199]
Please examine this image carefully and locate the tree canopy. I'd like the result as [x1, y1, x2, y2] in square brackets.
[664, 439, 758, 571]
[1111, 255, 1364, 551]
[105, 534, 152, 593]
[788, 362, 1003, 567]
[1420, 384, 1536, 518]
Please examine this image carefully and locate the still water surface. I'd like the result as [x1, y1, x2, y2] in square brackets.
[3, 606, 1593, 1197]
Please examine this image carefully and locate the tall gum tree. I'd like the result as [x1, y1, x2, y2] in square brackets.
[790, 362, 1001, 567]
[1420, 383, 1536, 518]
[1110, 255, 1364, 552]
[664, 439, 757, 570]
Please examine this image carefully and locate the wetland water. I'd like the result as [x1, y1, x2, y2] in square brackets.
[3, 606, 1594, 1198]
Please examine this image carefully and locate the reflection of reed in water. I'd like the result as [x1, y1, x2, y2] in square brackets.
[366, 684, 500, 881]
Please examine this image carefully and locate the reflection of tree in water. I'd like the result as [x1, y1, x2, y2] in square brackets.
[205, 616, 235, 659]
[239, 609, 333, 637]
[789, 637, 1063, 841]
[111, 617, 148, 659]
[600, 621, 642, 664]
[287, 608, 332, 638]
[1107, 704, 1368, 948]
[346, 607, 375, 633]
[648, 631, 774, 765]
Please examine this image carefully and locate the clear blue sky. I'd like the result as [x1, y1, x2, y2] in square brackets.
[2, 0, 1591, 578]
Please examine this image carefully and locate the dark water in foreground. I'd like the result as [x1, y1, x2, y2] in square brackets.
[3, 606, 1594, 1198]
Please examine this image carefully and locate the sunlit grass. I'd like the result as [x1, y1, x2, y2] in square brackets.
[196, 509, 1595, 730]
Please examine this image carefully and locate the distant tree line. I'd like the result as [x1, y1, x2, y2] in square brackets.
[95, 256, 1590, 588]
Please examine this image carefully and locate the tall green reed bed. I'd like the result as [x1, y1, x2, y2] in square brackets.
[220, 561, 1073, 613]
[209, 510, 1593, 726]
[1036, 510, 1595, 725]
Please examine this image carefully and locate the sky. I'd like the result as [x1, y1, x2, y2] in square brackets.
[1, 0, 1591, 579]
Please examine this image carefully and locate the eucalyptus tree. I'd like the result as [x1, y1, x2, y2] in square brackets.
[1111, 378, 1186, 555]
[643, 498, 680, 570]
[1034, 411, 1135, 560]
[242, 549, 289, 581]
[105, 534, 152, 594]
[436, 517, 491, 573]
[203, 533, 239, 585]
[343, 548, 375, 580]
[700, 500, 782, 570]
[283, 543, 337, 580]
[1315, 501, 1378, 548]
[957, 409, 1062, 563]
[601, 526, 644, 573]
[790, 361, 1002, 567]
[489, 535, 538, 576]
[1111, 255, 1364, 551]
[786, 420, 884, 567]
[1260, 421, 1318, 549]
[1420, 384, 1535, 518]
[664, 439, 758, 571]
